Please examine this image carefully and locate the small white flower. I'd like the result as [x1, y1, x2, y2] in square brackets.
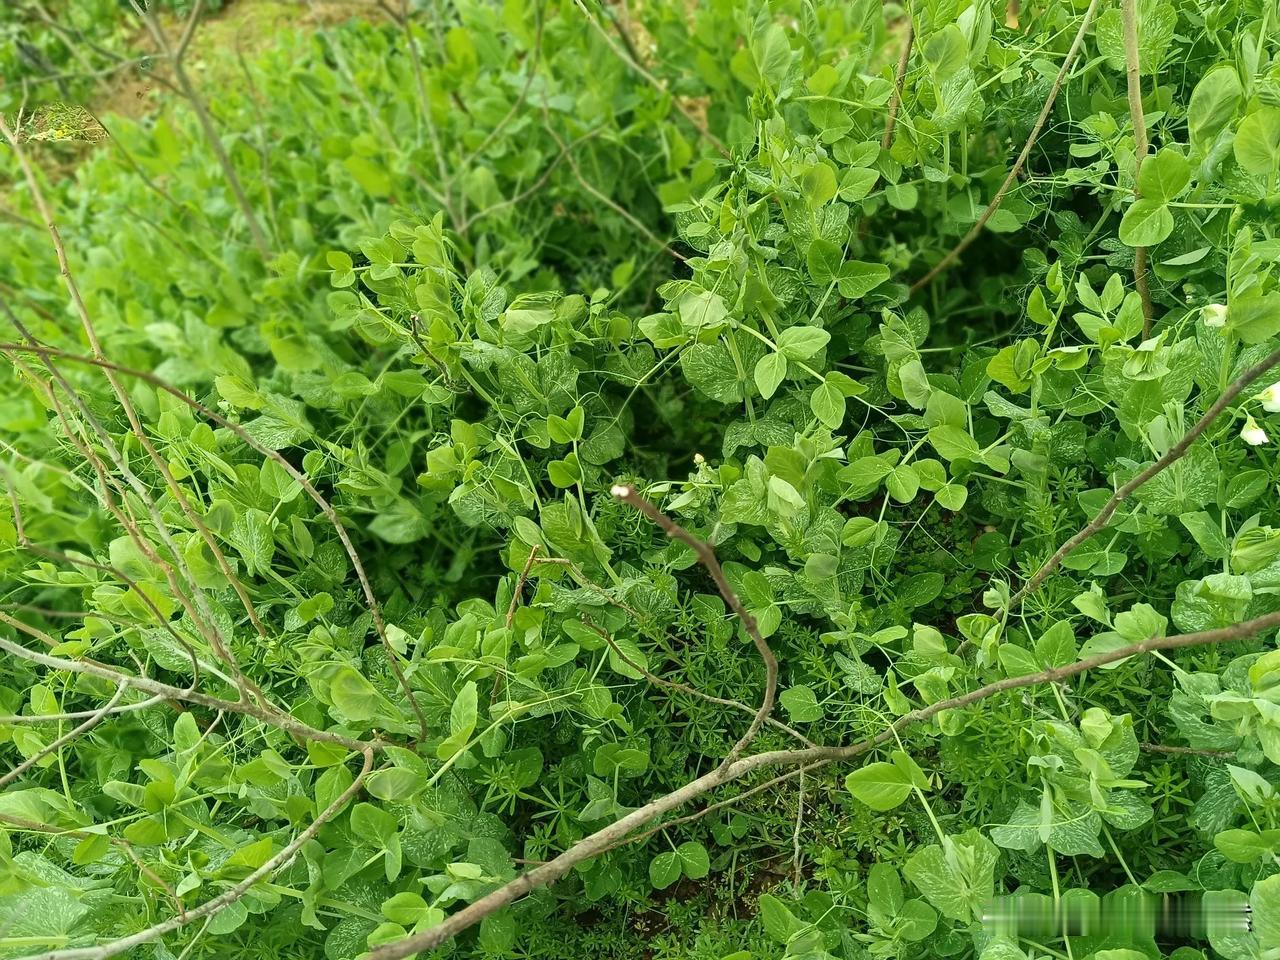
[1202, 303, 1228, 328]
[1259, 382, 1280, 413]
[610, 484, 631, 498]
[1241, 415, 1269, 446]
[693, 452, 705, 465]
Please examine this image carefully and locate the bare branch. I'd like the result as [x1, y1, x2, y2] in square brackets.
[1122, 0, 1155, 336]
[29, 748, 374, 960]
[611, 484, 777, 763]
[569, 0, 729, 159]
[0, 684, 132, 790]
[129, 0, 273, 259]
[365, 607, 1280, 960]
[0, 616, 379, 753]
[1008, 345, 1280, 612]
[0, 342, 432, 742]
[881, 20, 914, 152]
[909, 0, 1099, 294]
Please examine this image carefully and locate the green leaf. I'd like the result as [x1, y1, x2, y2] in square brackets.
[649, 851, 681, 889]
[675, 840, 710, 880]
[846, 761, 912, 810]
[810, 381, 845, 428]
[1138, 148, 1190, 202]
[1119, 198, 1174, 246]
[1234, 107, 1280, 176]
[1189, 67, 1241, 151]
[1226, 293, 1280, 344]
[928, 425, 981, 462]
[779, 685, 822, 723]
[936, 483, 968, 511]
[806, 238, 843, 283]
[752, 22, 791, 88]
[837, 260, 891, 298]
[886, 464, 919, 503]
[329, 667, 381, 723]
[776, 326, 831, 361]
[366, 768, 422, 802]
[754, 352, 787, 399]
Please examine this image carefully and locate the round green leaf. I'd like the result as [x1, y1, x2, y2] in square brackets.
[846, 761, 913, 810]
[1119, 198, 1174, 247]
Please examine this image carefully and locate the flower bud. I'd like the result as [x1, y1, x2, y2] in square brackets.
[1241, 415, 1268, 446]
[1258, 382, 1280, 413]
[1202, 303, 1228, 328]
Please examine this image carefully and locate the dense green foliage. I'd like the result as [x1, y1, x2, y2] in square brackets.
[4, 1, 1280, 959]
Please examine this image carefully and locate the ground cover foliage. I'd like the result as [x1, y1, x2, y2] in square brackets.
[3, 0, 1280, 958]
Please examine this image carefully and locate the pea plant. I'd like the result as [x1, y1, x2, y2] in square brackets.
[2, 0, 1280, 959]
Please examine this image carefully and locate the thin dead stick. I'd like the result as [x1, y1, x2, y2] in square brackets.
[1122, 0, 1154, 336]
[882, 20, 914, 151]
[1008, 345, 1280, 612]
[130, 0, 273, 260]
[595, 761, 824, 858]
[460, 126, 606, 231]
[26, 748, 374, 960]
[464, 1, 545, 167]
[569, 0, 729, 159]
[365, 608, 1280, 960]
[0, 120, 270, 711]
[0, 685, 132, 791]
[0, 620, 377, 753]
[580, 619, 816, 748]
[543, 119, 687, 262]
[0, 697, 168, 725]
[0, 812, 186, 920]
[506, 545, 541, 629]
[1140, 742, 1234, 758]
[0, 343, 431, 743]
[611, 484, 777, 764]
[792, 768, 806, 887]
[908, 0, 1099, 294]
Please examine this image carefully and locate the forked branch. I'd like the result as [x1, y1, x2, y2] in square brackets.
[28, 748, 374, 960]
[365, 609, 1280, 960]
[1008, 345, 1280, 611]
[611, 484, 778, 764]
[909, 0, 1099, 294]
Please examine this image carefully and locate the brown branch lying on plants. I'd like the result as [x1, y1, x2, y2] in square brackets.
[569, 0, 730, 159]
[0, 617, 378, 753]
[0, 115, 275, 713]
[1122, 0, 1154, 337]
[506, 545, 542, 629]
[366, 607, 1280, 960]
[881, 20, 914, 151]
[542, 118, 688, 263]
[597, 761, 825, 859]
[1008, 345, 1280, 612]
[130, 0, 273, 260]
[30, 748, 374, 960]
[0, 812, 187, 920]
[0, 684, 132, 791]
[611, 484, 777, 764]
[908, 0, 1099, 295]
[580, 619, 816, 748]
[1140, 742, 1234, 758]
[460, 125, 607, 231]
[0, 341, 432, 743]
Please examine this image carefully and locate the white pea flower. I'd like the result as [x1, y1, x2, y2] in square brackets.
[1259, 382, 1280, 413]
[693, 452, 705, 465]
[1241, 415, 1269, 446]
[1202, 303, 1228, 328]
